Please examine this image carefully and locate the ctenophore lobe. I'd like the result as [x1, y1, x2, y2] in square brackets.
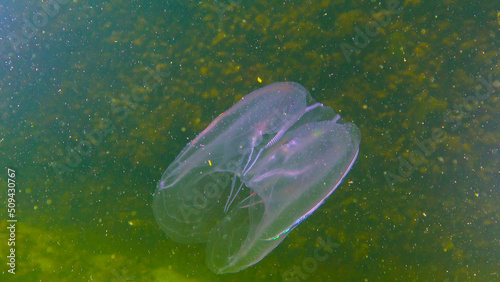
[153, 82, 360, 274]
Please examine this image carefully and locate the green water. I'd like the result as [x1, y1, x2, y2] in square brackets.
[0, 0, 498, 281]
